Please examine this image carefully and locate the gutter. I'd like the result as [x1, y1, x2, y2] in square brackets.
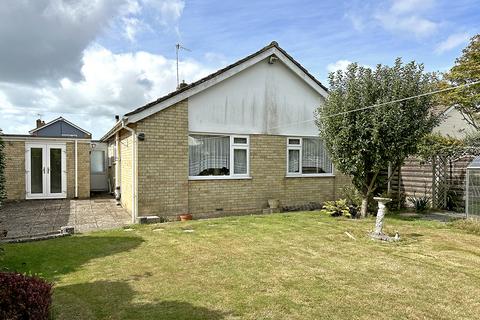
[100, 119, 123, 142]
[121, 118, 137, 223]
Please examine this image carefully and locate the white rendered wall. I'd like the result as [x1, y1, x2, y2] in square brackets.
[188, 57, 325, 136]
[434, 107, 476, 138]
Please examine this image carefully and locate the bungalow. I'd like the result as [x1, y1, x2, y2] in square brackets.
[101, 41, 350, 221]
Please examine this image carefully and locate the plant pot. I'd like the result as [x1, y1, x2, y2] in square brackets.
[179, 213, 193, 221]
[268, 199, 279, 209]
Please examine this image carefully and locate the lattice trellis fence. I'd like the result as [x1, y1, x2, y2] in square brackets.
[390, 154, 473, 212]
[432, 155, 449, 209]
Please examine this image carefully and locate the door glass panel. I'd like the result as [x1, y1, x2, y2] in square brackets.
[50, 148, 62, 194]
[91, 150, 105, 173]
[31, 148, 43, 194]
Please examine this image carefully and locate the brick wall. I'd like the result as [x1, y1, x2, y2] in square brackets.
[3, 139, 90, 200]
[188, 135, 351, 218]
[119, 130, 134, 213]
[136, 100, 189, 216]
[4, 140, 25, 200]
[128, 100, 350, 218]
[66, 141, 91, 198]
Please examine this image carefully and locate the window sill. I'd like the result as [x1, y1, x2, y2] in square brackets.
[285, 174, 335, 178]
[189, 176, 252, 181]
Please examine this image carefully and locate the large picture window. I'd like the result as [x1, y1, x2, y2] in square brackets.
[287, 137, 333, 176]
[189, 134, 249, 178]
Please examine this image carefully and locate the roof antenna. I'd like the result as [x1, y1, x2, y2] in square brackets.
[176, 43, 191, 88]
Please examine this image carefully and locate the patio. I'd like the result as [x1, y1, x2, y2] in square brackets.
[0, 195, 131, 240]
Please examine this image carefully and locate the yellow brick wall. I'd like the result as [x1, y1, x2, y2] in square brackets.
[136, 100, 189, 216]
[66, 141, 91, 198]
[188, 135, 351, 217]
[128, 99, 350, 218]
[4, 140, 25, 200]
[4, 139, 91, 200]
[119, 130, 134, 213]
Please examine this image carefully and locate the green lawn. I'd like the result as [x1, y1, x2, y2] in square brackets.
[2, 212, 480, 319]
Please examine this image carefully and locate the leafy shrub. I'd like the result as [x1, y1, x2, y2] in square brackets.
[407, 194, 430, 213]
[446, 185, 462, 212]
[417, 133, 465, 160]
[341, 185, 362, 207]
[320, 199, 352, 217]
[0, 272, 53, 320]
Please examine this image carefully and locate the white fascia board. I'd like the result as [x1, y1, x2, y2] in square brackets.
[28, 116, 62, 134]
[273, 50, 329, 97]
[100, 120, 123, 142]
[59, 118, 92, 135]
[127, 47, 328, 124]
[1, 135, 91, 143]
[28, 116, 91, 135]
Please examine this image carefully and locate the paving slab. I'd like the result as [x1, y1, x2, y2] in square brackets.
[0, 195, 131, 240]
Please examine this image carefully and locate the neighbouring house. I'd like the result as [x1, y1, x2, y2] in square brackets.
[101, 41, 350, 221]
[433, 106, 476, 138]
[1, 117, 109, 201]
[389, 106, 476, 211]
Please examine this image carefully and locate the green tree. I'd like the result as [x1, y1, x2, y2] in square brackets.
[440, 34, 480, 129]
[317, 59, 438, 218]
[0, 132, 5, 207]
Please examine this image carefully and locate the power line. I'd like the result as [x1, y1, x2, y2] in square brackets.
[268, 80, 480, 130]
[187, 80, 480, 144]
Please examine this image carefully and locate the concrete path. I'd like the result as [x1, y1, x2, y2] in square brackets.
[0, 195, 131, 240]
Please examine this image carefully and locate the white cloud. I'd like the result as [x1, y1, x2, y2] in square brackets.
[375, 14, 438, 38]
[0, 0, 188, 81]
[0, 0, 193, 138]
[390, 0, 435, 14]
[344, 12, 365, 32]
[374, 0, 438, 38]
[327, 60, 371, 73]
[117, 0, 185, 42]
[435, 32, 470, 53]
[327, 60, 353, 73]
[143, 0, 185, 36]
[123, 17, 143, 42]
[0, 44, 214, 138]
[0, 0, 124, 83]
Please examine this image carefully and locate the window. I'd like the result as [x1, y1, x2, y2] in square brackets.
[287, 137, 333, 175]
[91, 150, 105, 174]
[189, 134, 249, 178]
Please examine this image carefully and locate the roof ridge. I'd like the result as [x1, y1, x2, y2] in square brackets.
[124, 41, 327, 117]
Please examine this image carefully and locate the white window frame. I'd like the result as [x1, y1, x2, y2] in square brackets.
[188, 133, 251, 180]
[286, 137, 335, 177]
[287, 138, 302, 175]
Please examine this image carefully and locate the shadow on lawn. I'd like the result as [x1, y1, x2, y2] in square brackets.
[386, 212, 423, 222]
[54, 280, 228, 320]
[1, 235, 144, 280]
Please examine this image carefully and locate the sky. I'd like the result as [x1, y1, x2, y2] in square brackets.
[0, 0, 478, 139]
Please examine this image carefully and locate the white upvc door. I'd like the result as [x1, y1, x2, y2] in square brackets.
[26, 143, 67, 199]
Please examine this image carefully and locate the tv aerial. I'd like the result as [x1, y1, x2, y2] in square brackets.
[176, 43, 191, 88]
